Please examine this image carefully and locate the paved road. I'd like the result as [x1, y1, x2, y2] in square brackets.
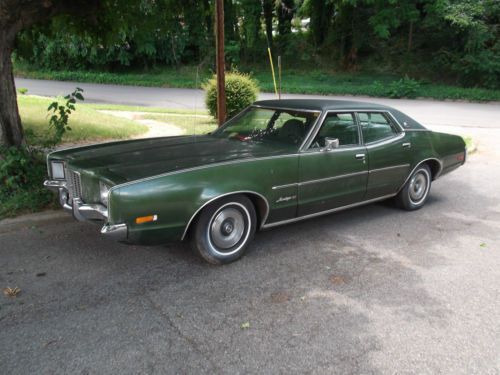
[15, 78, 500, 130]
[1, 126, 500, 374]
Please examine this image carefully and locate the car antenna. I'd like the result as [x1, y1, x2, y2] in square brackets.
[194, 65, 200, 141]
[267, 46, 279, 99]
[278, 55, 282, 100]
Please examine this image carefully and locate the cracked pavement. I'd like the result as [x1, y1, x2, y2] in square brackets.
[1, 123, 500, 374]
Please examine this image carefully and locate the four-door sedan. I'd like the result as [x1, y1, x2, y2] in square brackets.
[44, 99, 466, 264]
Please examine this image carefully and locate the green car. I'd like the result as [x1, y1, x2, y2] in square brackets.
[44, 99, 466, 264]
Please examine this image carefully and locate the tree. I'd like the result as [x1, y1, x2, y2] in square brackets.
[276, 0, 295, 36]
[0, 0, 100, 148]
[241, 0, 262, 60]
[262, 0, 274, 48]
[309, 0, 334, 47]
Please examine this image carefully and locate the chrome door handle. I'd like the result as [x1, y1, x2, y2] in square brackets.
[402, 142, 412, 149]
[355, 153, 366, 160]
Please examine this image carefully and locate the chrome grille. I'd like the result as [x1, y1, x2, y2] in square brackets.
[65, 166, 82, 201]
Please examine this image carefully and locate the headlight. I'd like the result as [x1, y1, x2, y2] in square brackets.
[99, 181, 111, 206]
[51, 161, 65, 180]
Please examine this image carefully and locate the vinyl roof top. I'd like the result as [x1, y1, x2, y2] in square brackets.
[253, 99, 391, 112]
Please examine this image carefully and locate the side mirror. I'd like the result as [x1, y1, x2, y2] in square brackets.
[323, 137, 340, 151]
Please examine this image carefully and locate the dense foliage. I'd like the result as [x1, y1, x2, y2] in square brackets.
[13, 0, 500, 89]
[204, 72, 259, 119]
[0, 146, 55, 218]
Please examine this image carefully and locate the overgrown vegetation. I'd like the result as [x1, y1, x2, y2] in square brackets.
[0, 146, 55, 219]
[14, 64, 500, 102]
[0, 93, 148, 218]
[204, 72, 259, 119]
[13, 0, 500, 92]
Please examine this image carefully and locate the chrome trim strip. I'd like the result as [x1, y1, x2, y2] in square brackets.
[397, 158, 443, 192]
[300, 145, 366, 156]
[101, 223, 128, 241]
[369, 164, 410, 174]
[299, 171, 368, 186]
[72, 198, 108, 221]
[272, 183, 298, 190]
[272, 170, 369, 190]
[109, 154, 299, 193]
[298, 110, 325, 151]
[262, 193, 397, 229]
[252, 104, 322, 114]
[180, 190, 271, 241]
[300, 109, 330, 151]
[385, 111, 405, 132]
[43, 180, 66, 192]
[364, 132, 406, 148]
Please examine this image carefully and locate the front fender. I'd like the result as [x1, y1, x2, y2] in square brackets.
[107, 155, 297, 244]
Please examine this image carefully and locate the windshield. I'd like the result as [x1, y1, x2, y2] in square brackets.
[211, 107, 320, 147]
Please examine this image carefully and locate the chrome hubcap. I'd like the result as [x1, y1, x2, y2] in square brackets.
[409, 171, 428, 203]
[210, 207, 245, 251]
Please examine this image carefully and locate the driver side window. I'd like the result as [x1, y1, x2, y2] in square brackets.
[311, 112, 359, 148]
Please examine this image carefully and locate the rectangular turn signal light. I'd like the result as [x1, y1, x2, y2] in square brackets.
[135, 215, 158, 224]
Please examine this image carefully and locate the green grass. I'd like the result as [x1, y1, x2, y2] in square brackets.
[142, 113, 217, 135]
[18, 95, 148, 145]
[87, 103, 208, 115]
[463, 136, 476, 153]
[14, 63, 500, 102]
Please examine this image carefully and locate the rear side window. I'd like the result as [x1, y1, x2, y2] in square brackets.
[358, 112, 399, 143]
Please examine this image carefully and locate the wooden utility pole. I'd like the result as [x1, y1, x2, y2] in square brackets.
[215, 0, 226, 126]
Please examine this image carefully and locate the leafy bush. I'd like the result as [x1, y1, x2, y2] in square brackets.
[452, 49, 500, 90]
[46, 88, 84, 146]
[372, 76, 421, 99]
[0, 147, 55, 218]
[204, 72, 259, 120]
[17, 87, 28, 95]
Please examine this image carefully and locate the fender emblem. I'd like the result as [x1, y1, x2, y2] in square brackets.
[276, 195, 297, 203]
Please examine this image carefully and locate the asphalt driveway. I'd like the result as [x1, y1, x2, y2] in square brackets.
[1, 130, 499, 374]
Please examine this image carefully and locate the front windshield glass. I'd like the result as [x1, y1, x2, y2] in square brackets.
[211, 107, 320, 147]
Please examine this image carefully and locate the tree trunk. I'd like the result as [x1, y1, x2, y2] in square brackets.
[0, 33, 23, 148]
[262, 0, 273, 49]
[0, 0, 101, 148]
[407, 20, 414, 53]
[277, 0, 294, 36]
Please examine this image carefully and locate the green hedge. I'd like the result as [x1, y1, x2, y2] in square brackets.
[204, 72, 259, 120]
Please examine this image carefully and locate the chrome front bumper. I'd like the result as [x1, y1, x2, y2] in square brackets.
[44, 180, 128, 241]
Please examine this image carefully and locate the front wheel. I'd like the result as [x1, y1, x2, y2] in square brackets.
[396, 164, 432, 210]
[191, 195, 257, 264]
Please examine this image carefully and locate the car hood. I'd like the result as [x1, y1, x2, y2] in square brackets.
[55, 136, 296, 184]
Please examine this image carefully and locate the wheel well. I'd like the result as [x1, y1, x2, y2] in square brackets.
[182, 192, 269, 240]
[243, 193, 268, 228]
[423, 159, 441, 180]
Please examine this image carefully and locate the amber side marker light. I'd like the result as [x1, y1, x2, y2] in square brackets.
[135, 215, 158, 224]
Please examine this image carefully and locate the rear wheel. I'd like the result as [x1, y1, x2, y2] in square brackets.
[191, 195, 256, 264]
[396, 164, 432, 210]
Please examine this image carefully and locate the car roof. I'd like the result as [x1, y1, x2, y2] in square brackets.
[253, 99, 391, 112]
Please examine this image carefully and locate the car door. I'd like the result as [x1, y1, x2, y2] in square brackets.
[357, 111, 412, 199]
[298, 112, 368, 216]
